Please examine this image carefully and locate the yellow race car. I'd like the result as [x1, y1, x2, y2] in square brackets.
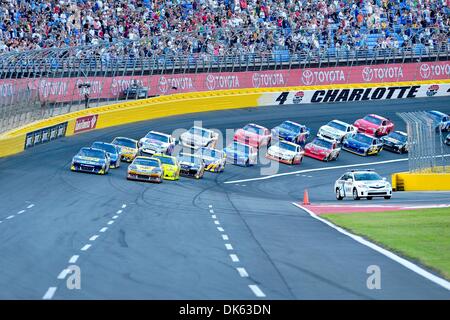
[127, 156, 163, 183]
[112, 137, 138, 162]
[152, 153, 180, 180]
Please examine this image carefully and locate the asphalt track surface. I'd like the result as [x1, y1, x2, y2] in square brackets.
[1, 96, 450, 299]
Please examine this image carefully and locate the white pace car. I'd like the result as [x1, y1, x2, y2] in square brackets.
[318, 119, 357, 143]
[139, 131, 176, 156]
[180, 126, 219, 149]
[334, 169, 392, 200]
[266, 140, 304, 165]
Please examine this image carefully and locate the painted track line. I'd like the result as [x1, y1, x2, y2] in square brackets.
[222, 234, 229, 241]
[237, 267, 249, 277]
[230, 254, 240, 262]
[89, 235, 99, 241]
[293, 203, 450, 291]
[217, 227, 225, 232]
[99, 227, 108, 233]
[69, 255, 79, 264]
[17, 210, 25, 214]
[57, 269, 70, 280]
[6, 215, 14, 220]
[225, 243, 233, 250]
[81, 244, 92, 251]
[43, 287, 57, 300]
[27, 204, 34, 209]
[249, 284, 266, 297]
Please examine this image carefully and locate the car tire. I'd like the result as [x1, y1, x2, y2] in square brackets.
[367, 196, 373, 200]
[352, 188, 360, 200]
[384, 196, 391, 200]
[336, 188, 343, 200]
[245, 159, 250, 167]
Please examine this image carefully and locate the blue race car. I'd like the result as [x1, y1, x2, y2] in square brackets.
[91, 141, 121, 168]
[223, 141, 258, 166]
[426, 110, 450, 132]
[342, 133, 383, 156]
[71, 147, 111, 175]
[271, 120, 310, 146]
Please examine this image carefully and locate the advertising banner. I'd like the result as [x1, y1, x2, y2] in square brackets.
[24, 122, 68, 149]
[74, 114, 98, 134]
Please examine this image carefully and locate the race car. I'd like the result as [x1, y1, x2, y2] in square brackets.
[304, 137, 341, 161]
[152, 153, 180, 180]
[91, 141, 121, 168]
[127, 156, 163, 183]
[138, 131, 176, 156]
[223, 141, 258, 166]
[233, 123, 271, 148]
[380, 131, 408, 154]
[179, 126, 219, 149]
[445, 133, 450, 146]
[196, 147, 226, 172]
[111, 137, 138, 162]
[71, 147, 110, 175]
[342, 133, 383, 156]
[334, 169, 392, 200]
[271, 120, 310, 146]
[425, 110, 450, 132]
[266, 140, 304, 165]
[353, 114, 394, 137]
[177, 153, 205, 179]
[317, 119, 357, 143]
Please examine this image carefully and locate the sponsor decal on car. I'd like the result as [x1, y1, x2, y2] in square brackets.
[74, 114, 98, 134]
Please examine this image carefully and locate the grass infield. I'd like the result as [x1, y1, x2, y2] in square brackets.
[322, 207, 450, 280]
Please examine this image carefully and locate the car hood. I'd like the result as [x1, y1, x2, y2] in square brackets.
[268, 145, 297, 156]
[141, 138, 168, 148]
[161, 163, 178, 171]
[74, 156, 104, 163]
[345, 138, 369, 148]
[357, 180, 389, 188]
[273, 127, 296, 137]
[320, 125, 344, 137]
[131, 165, 160, 173]
[381, 136, 402, 144]
[305, 143, 331, 153]
[355, 119, 378, 129]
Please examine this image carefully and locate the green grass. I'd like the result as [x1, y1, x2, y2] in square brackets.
[322, 207, 450, 280]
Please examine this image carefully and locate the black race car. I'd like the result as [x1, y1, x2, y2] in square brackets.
[177, 153, 205, 179]
[380, 131, 408, 154]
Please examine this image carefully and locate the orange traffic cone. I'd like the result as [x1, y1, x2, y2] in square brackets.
[303, 189, 310, 205]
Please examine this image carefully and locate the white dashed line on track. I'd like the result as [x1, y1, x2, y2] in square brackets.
[211, 215, 217, 219]
[6, 215, 14, 220]
[225, 243, 233, 250]
[99, 227, 108, 233]
[236, 267, 249, 277]
[43, 287, 57, 300]
[222, 234, 229, 241]
[117, 210, 123, 214]
[122, 204, 127, 209]
[69, 255, 79, 264]
[57, 269, 70, 280]
[249, 284, 266, 298]
[27, 204, 35, 209]
[17, 210, 25, 214]
[107, 220, 115, 225]
[217, 227, 224, 232]
[209, 209, 214, 214]
[112, 215, 119, 219]
[230, 254, 240, 262]
[81, 244, 92, 251]
[209, 205, 213, 208]
[214, 220, 220, 225]
[89, 235, 99, 241]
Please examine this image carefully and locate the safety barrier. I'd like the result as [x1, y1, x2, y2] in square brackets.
[1, 79, 450, 159]
[392, 171, 450, 191]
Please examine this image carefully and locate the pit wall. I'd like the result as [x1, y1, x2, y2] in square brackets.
[392, 171, 450, 191]
[1, 79, 449, 158]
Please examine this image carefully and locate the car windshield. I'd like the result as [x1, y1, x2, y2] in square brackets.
[354, 172, 383, 181]
[113, 138, 136, 148]
[388, 132, 407, 142]
[328, 121, 346, 132]
[201, 148, 222, 158]
[313, 138, 333, 149]
[179, 154, 201, 165]
[363, 115, 382, 125]
[243, 124, 265, 135]
[279, 142, 297, 152]
[92, 142, 117, 154]
[154, 156, 175, 165]
[133, 158, 160, 167]
[230, 142, 249, 154]
[353, 134, 373, 145]
[145, 132, 169, 142]
[79, 148, 104, 158]
[280, 121, 301, 133]
[189, 127, 210, 137]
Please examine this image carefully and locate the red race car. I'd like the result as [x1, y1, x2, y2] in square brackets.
[233, 123, 271, 148]
[304, 137, 341, 161]
[353, 114, 394, 137]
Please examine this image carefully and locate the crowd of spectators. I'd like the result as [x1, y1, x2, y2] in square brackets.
[0, 0, 449, 57]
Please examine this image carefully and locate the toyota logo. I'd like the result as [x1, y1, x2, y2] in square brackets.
[362, 67, 374, 82]
[301, 70, 314, 85]
[206, 74, 216, 90]
[252, 73, 261, 88]
[420, 64, 431, 79]
[158, 76, 169, 93]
